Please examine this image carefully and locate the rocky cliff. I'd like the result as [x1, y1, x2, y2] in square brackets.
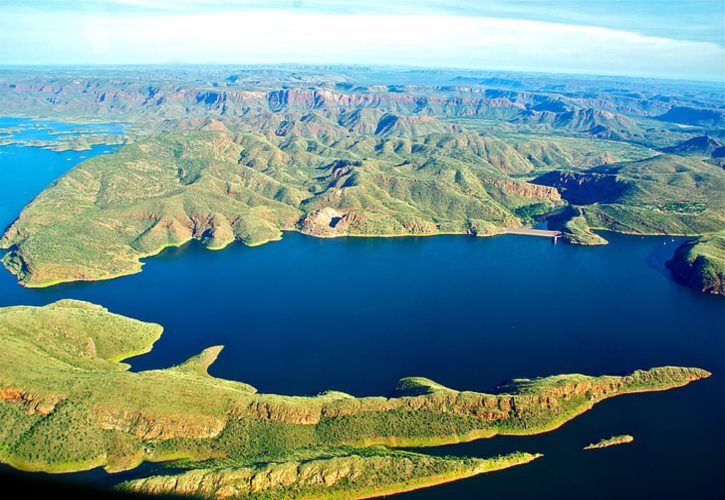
[667, 231, 725, 295]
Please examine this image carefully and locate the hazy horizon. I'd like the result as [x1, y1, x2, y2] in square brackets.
[2, 1, 724, 82]
[1, 62, 723, 87]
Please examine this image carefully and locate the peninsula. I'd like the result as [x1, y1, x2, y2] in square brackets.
[667, 230, 725, 295]
[0, 300, 710, 498]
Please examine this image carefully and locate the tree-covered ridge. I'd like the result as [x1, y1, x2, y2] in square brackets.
[118, 450, 541, 499]
[0, 300, 710, 498]
[0, 122, 564, 287]
[667, 230, 725, 295]
[535, 154, 725, 244]
[583, 435, 634, 450]
[3, 112, 724, 286]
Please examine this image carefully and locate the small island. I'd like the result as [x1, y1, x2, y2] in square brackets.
[584, 435, 634, 450]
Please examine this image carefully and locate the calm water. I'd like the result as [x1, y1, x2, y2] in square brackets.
[0, 117, 123, 229]
[0, 119, 723, 499]
[0, 116, 124, 142]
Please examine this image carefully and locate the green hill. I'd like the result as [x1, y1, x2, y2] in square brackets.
[534, 154, 725, 244]
[517, 108, 645, 141]
[667, 230, 725, 295]
[0, 300, 709, 498]
[0, 69, 723, 288]
[1, 124, 562, 287]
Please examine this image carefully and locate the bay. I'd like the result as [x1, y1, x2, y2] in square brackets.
[0, 119, 722, 499]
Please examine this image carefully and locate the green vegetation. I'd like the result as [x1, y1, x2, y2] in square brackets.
[497, 133, 657, 169]
[119, 450, 541, 499]
[514, 202, 559, 225]
[535, 154, 725, 243]
[0, 69, 723, 287]
[3, 121, 723, 287]
[0, 123, 564, 287]
[667, 230, 725, 295]
[0, 66, 721, 497]
[561, 215, 608, 246]
[0, 300, 710, 497]
[584, 435, 634, 450]
[662, 135, 723, 159]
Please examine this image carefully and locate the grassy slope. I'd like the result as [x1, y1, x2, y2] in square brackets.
[499, 133, 657, 169]
[0, 301, 710, 494]
[1, 106, 722, 286]
[666, 230, 725, 295]
[0, 123, 563, 287]
[534, 154, 725, 244]
[118, 450, 541, 499]
[0, 76, 723, 286]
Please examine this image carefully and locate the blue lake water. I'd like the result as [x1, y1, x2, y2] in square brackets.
[0, 116, 125, 142]
[0, 117, 123, 230]
[0, 119, 723, 498]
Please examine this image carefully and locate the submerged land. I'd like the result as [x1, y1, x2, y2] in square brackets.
[0, 67, 723, 292]
[0, 300, 710, 498]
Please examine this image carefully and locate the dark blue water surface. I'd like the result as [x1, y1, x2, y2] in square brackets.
[0, 119, 723, 499]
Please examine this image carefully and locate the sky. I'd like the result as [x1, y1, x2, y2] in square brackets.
[1, 0, 724, 81]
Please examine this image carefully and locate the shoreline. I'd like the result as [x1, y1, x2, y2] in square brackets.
[3, 226, 703, 289]
[340, 374, 710, 449]
[0, 366, 709, 476]
[120, 452, 543, 500]
[324, 453, 543, 500]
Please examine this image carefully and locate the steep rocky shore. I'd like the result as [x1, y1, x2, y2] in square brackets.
[667, 231, 725, 295]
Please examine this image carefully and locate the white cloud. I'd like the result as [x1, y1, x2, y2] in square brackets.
[1, 9, 723, 81]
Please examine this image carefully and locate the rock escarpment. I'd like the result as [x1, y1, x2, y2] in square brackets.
[119, 452, 541, 499]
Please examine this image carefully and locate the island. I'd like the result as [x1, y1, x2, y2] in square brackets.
[0, 119, 126, 151]
[583, 435, 634, 450]
[0, 69, 723, 289]
[0, 300, 710, 498]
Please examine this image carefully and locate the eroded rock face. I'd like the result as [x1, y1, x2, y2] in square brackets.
[95, 406, 227, 440]
[490, 179, 562, 202]
[298, 207, 349, 237]
[241, 400, 325, 425]
[667, 232, 725, 295]
[0, 388, 62, 416]
[119, 452, 542, 499]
